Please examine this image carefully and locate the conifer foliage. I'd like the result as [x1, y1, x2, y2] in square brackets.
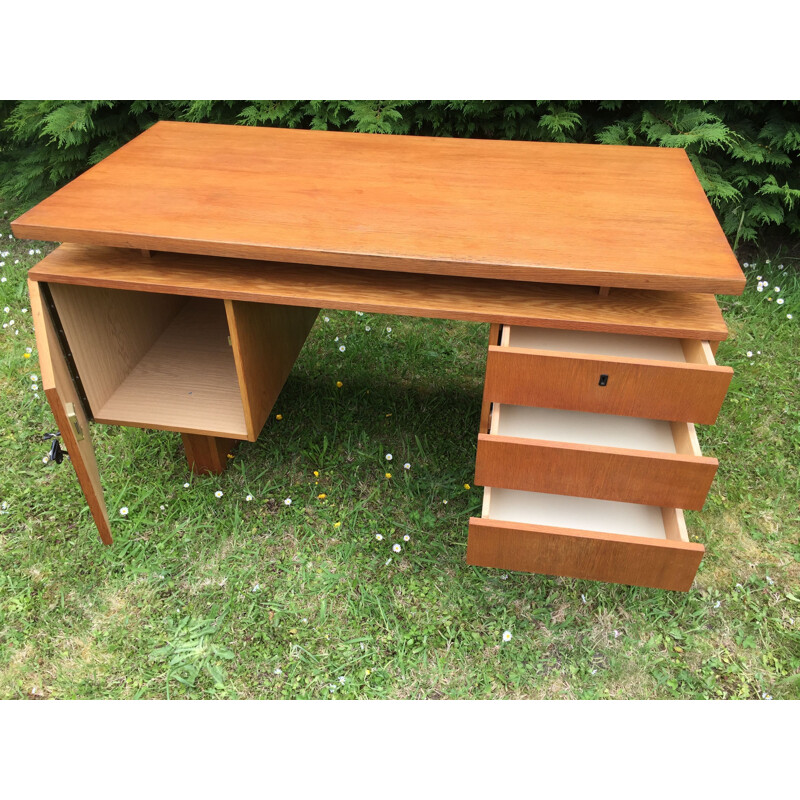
[1, 100, 798, 248]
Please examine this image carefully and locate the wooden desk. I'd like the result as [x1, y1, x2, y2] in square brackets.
[14, 122, 745, 591]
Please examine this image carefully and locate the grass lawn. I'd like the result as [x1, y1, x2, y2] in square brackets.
[0, 207, 798, 700]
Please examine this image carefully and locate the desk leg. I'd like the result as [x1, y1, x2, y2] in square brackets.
[182, 433, 237, 475]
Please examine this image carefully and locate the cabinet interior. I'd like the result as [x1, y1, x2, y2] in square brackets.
[48, 283, 249, 438]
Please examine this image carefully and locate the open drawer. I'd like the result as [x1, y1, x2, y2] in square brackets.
[467, 487, 704, 591]
[475, 405, 718, 510]
[484, 325, 733, 424]
[46, 282, 318, 441]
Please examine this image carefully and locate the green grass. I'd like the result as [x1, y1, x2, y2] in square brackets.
[1, 208, 798, 700]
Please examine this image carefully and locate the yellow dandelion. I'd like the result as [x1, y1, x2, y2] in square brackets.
[333, 521, 341, 528]
[336, 381, 343, 388]
[385, 472, 392, 479]
[227, 453, 234, 459]
[385, 413, 392, 417]
[464, 483, 471, 490]
[313, 470, 319, 477]
[276, 414, 283, 420]
[318, 493, 327, 499]
[23, 353, 31, 359]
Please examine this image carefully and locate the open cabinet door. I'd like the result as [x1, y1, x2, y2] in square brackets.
[29, 279, 112, 544]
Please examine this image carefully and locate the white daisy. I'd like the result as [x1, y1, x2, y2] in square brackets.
[393, 544, 401, 553]
[246, 494, 253, 501]
[375, 533, 383, 541]
[502, 630, 512, 642]
[339, 345, 346, 352]
[284, 498, 292, 506]
[214, 490, 223, 498]
[119, 507, 129, 516]
[385, 453, 392, 461]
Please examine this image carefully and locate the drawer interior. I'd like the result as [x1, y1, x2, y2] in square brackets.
[483, 487, 688, 542]
[48, 283, 249, 438]
[502, 325, 716, 366]
[490, 404, 702, 456]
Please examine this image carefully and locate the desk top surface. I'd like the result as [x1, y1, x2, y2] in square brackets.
[13, 121, 744, 294]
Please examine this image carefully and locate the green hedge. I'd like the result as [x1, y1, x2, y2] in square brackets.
[2, 100, 798, 249]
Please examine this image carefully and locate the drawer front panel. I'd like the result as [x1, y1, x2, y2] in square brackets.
[485, 347, 732, 424]
[474, 434, 718, 510]
[467, 517, 704, 591]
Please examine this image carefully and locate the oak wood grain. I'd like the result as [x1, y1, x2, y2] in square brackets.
[225, 300, 318, 440]
[484, 346, 733, 424]
[474, 433, 718, 510]
[29, 280, 112, 545]
[12, 122, 744, 293]
[466, 516, 704, 591]
[29, 244, 730, 340]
